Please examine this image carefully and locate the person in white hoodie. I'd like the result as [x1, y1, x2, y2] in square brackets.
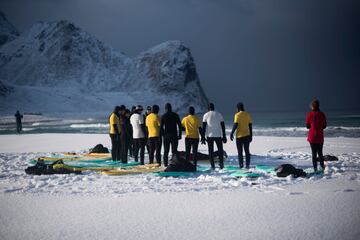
[130, 105, 147, 165]
[202, 103, 227, 170]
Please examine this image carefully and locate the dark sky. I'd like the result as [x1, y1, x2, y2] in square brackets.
[1, 0, 359, 113]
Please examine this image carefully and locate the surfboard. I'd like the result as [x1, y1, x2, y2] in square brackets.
[102, 164, 162, 175]
[230, 169, 261, 178]
[255, 165, 276, 174]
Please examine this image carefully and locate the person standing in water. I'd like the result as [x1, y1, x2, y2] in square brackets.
[202, 103, 227, 170]
[130, 105, 147, 164]
[160, 103, 182, 166]
[181, 106, 202, 169]
[109, 106, 121, 161]
[230, 102, 253, 169]
[146, 105, 162, 165]
[14, 110, 23, 134]
[306, 99, 327, 172]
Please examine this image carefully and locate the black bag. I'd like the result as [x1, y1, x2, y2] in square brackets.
[275, 164, 306, 178]
[165, 155, 196, 172]
[90, 144, 109, 153]
[25, 160, 81, 175]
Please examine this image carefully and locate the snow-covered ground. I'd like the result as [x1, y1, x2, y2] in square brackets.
[0, 134, 359, 240]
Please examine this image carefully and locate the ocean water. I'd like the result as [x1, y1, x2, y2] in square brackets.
[0, 111, 359, 138]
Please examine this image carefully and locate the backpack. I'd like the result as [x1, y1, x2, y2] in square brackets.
[25, 160, 81, 175]
[165, 155, 196, 172]
[90, 144, 109, 153]
[275, 164, 306, 178]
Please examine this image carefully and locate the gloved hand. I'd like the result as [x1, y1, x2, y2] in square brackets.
[230, 133, 234, 141]
[201, 137, 206, 145]
[222, 136, 227, 143]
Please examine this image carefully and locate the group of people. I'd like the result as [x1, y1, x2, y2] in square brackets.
[109, 99, 327, 172]
[109, 102, 253, 170]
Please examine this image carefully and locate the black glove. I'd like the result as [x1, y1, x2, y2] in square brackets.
[230, 133, 234, 141]
[201, 137, 206, 145]
[222, 136, 227, 144]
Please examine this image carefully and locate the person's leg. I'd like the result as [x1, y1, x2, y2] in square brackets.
[185, 138, 191, 162]
[155, 137, 162, 165]
[171, 137, 179, 159]
[121, 136, 128, 163]
[133, 139, 140, 162]
[244, 136, 251, 168]
[215, 138, 224, 169]
[317, 143, 325, 170]
[110, 134, 116, 161]
[310, 143, 318, 171]
[139, 138, 146, 165]
[193, 139, 199, 168]
[207, 138, 215, 169]
[163, 137, 170, 166]
[148, 137, 155, 164]
[236, 138, 244, 168]
[116, 136, 122, 161]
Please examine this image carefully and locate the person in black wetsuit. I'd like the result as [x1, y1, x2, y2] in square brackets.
[125, 108, 134, 158]
[160, 103, 182, 166]
[119, 106, 132, 163]
[14, 110, 23, 134]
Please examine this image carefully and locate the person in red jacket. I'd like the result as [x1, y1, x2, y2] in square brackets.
[306, 99, 327, 171]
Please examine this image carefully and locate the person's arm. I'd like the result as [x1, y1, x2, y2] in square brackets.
[201, 122, 207, 144]
[249, 123, 253, 142]
[221, 121, 227, 143]
[230, 123, 237, 141]
[306, 113, 311, 129]
[160, 116, 165, 138]
[177, 115, 182, 140]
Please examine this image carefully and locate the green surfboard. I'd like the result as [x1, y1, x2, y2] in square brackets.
[255, 165, 276, 174]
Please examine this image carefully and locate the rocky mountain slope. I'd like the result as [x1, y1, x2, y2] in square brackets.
[0, 12, 208, 114]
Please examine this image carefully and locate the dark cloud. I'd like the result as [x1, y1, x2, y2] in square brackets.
[1, 0, 359, 113]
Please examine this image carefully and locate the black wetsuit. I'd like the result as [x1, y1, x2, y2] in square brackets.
[15, 112, 23, 133]
[160, 111, 182, 166]
[236, 136, 251, 168]
[119, 114, 132, 163]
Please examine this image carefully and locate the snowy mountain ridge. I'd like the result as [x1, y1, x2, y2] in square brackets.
[0, 12, 208, 114]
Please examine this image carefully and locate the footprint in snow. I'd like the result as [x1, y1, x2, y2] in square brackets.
[343, 189, 355, 192]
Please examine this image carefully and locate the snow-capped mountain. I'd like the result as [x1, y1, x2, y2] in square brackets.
[0, 12, 19, 47]
[0, 12, 208, 114]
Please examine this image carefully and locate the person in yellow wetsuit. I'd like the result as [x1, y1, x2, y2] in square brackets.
[230, 102, 253, 169]
[145, 105, 162, 164]
[109, 106, 121, 161]
[181, 106, 203, 169]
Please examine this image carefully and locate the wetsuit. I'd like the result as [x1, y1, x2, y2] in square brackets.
[119, 114, 132, 163]
[306, 110, 327, 171]
[160, 111, 182, 166]
[109, 112, 121, 161]
[202, 110, 226, 169]
[14, 111, 23, 134]
[182, 114, 202, 168]
[146, 113, 161, 164]
[130, 113, 146, 164]
[231, 111, 252, 168]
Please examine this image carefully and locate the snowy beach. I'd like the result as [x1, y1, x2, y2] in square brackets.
[1, 134, 359, 240]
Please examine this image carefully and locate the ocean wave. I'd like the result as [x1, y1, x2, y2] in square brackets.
[70, 123, 109, 128]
